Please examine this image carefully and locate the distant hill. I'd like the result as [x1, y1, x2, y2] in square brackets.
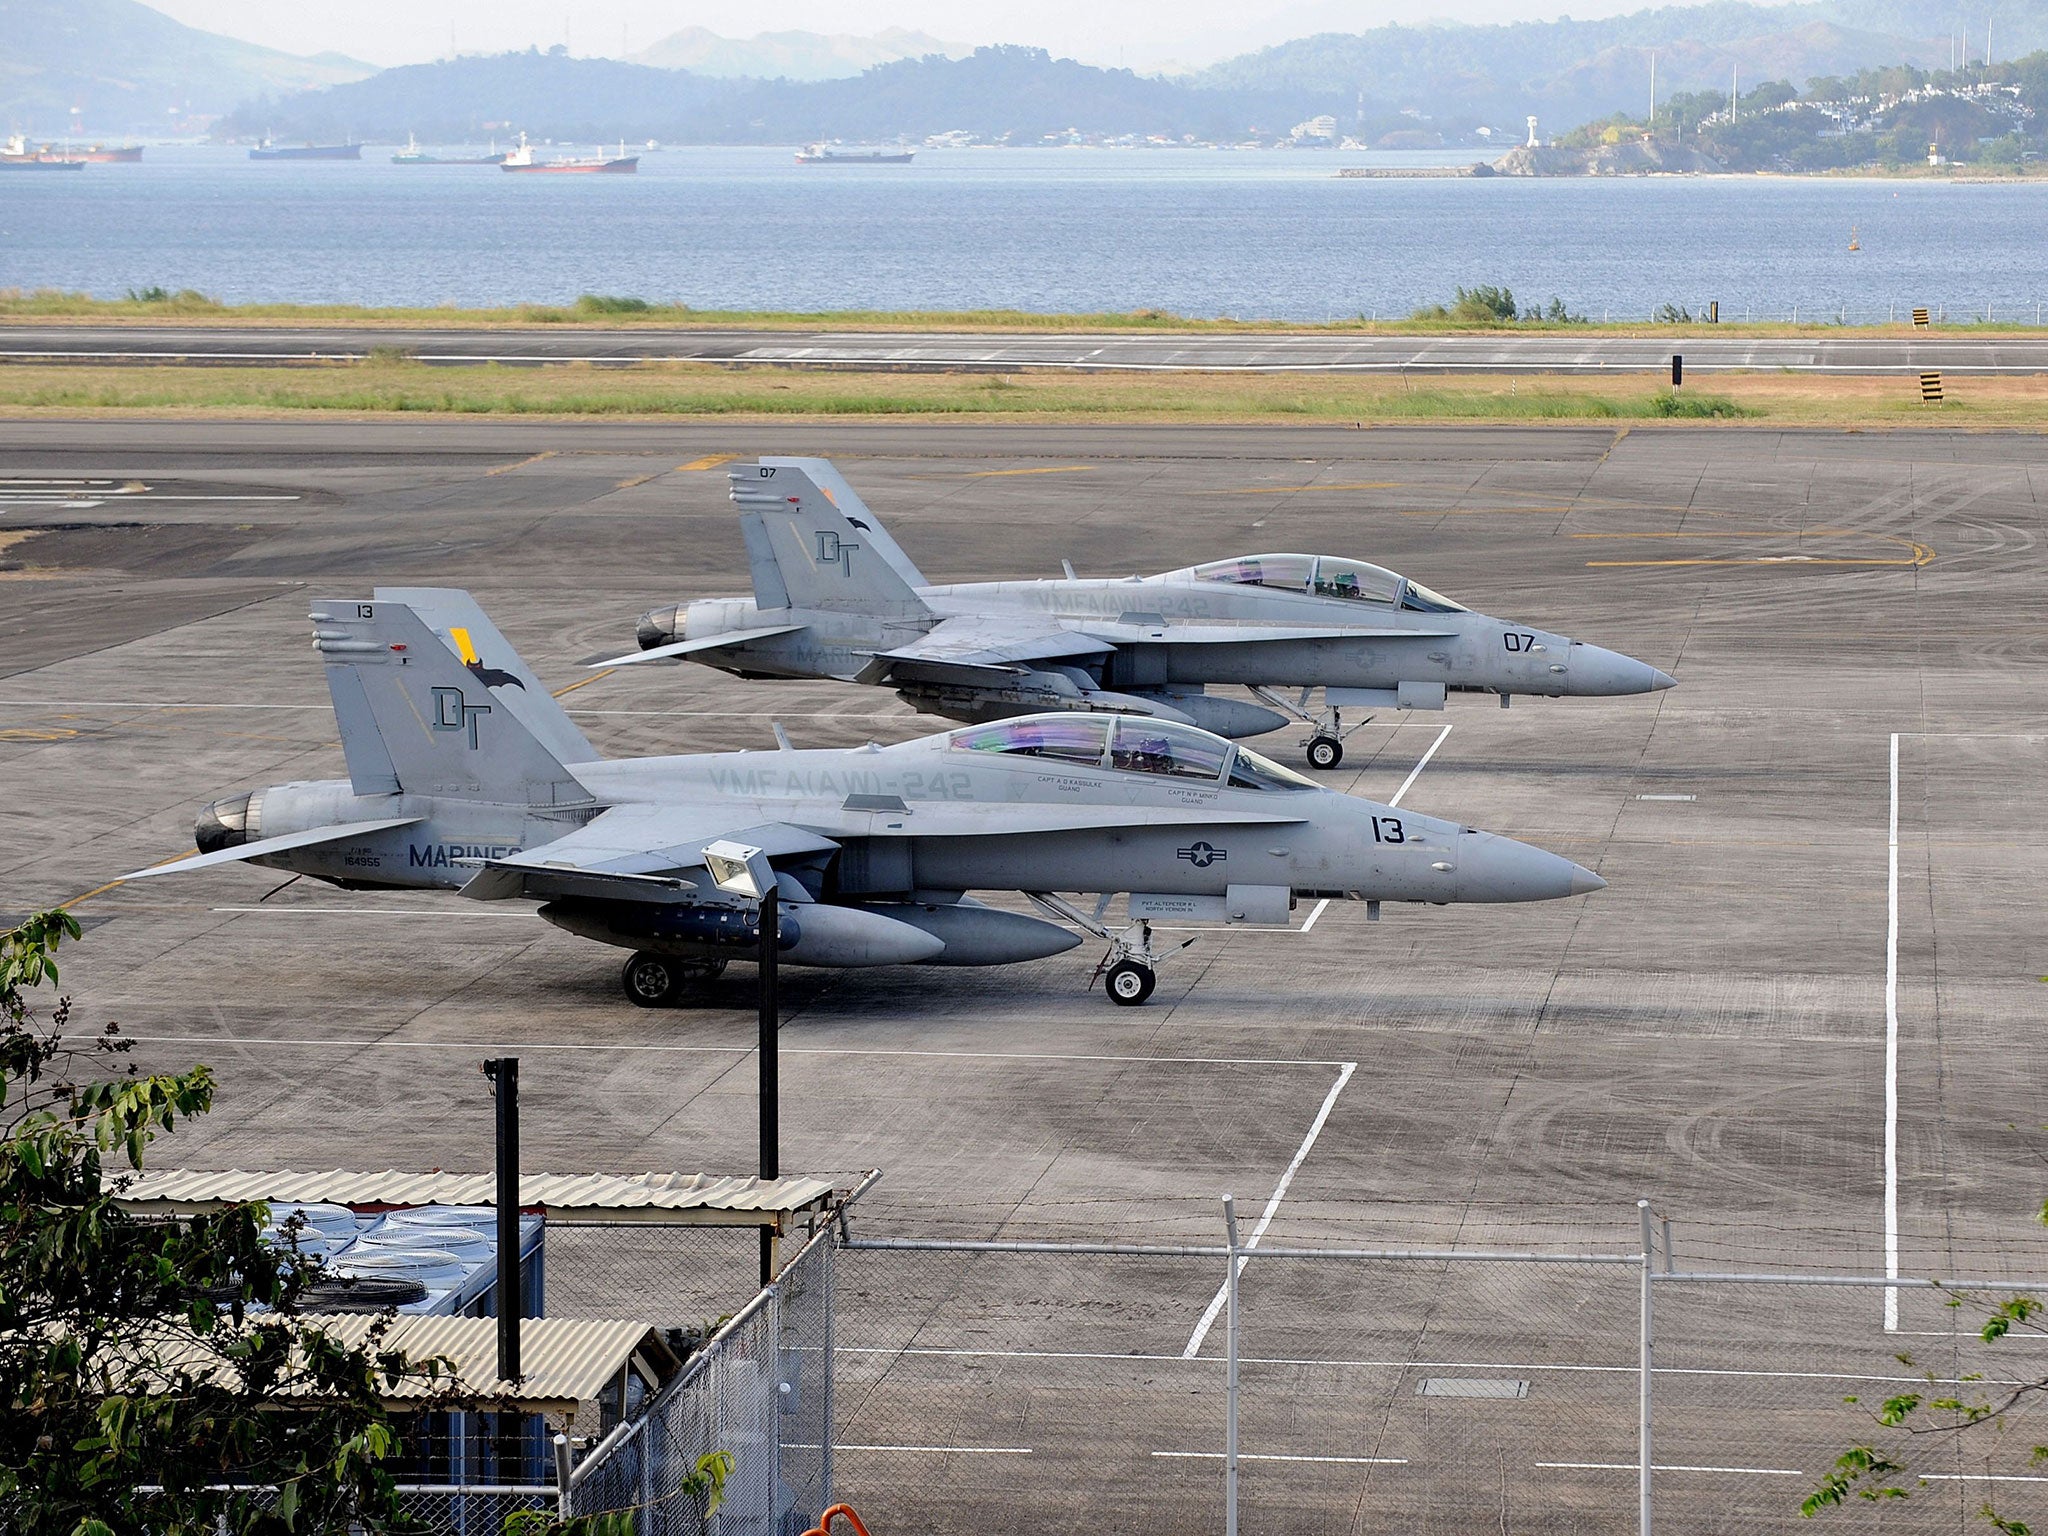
[632, 27, 965, 81]
[1192, 0, 1985, 132]
[0, 0, 371, 133]
[218, 49, 741, 145]
[221, 45, 1339, 146]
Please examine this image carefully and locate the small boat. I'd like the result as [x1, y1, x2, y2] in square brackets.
[499, 133, 638, 174]
[249, 139, 362, 161]
[391, 133, 506, 165]
[796, 142, 916, 165]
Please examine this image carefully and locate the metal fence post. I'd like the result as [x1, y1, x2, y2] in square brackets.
[1223, 1193, 1241, 1536]
[1638, 1199, 1654, 1536]
[552, 1433, 572, 1521]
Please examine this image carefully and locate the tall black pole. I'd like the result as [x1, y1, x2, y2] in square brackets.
[758, 889, 779, 1286]
[484, 1057, 521, 1383]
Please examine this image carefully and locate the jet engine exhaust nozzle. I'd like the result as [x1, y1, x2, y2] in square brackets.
[636, 605, 683, 650]
[195, 790, 262, 854]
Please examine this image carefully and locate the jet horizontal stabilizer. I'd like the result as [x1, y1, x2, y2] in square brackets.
[589, 623, 810, 669]
[122, 817, 423, 880]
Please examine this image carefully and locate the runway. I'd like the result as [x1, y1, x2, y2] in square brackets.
[5, 324, 2048, 373]
[3, 417, 2044, 1532]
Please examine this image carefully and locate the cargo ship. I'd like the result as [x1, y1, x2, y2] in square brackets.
[500, 133, 637, 174]
[0, 134, 84, 169]
[249, 139, 362, 160]
[392, 133, 506, 165]
[796, 142, 915, 164]
[73, 143, 144, 162]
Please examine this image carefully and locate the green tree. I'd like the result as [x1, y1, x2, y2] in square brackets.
[0, 911, 453, 1535]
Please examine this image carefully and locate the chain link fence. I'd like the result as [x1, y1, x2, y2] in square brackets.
[829, 1205, 2048, 1536]
[566, 1226, 835, 1535]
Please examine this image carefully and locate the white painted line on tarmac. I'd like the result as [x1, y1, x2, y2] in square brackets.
[209, 906, 529, 919]
[122, 1033, 1357, 1070]
[1154, 1451, 1407, 1465]
[838, 1345, 2023, 1390]
[1184, 1060, 1358, 1358]
[838, 1443, 1033, 1455]
[0, 699, 907, 721]
[1537, 1461, 1805, 1477]
[1388, 724, 1453, 808]
[1635, 794, 1696, 802]
[1919, 1473, 2048, 1483]
[1885, 731, 1900, 1332]
[1300, 899, 1330, 932]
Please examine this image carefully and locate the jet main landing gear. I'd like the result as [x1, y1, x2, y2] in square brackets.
[621, 951, 728, 1008]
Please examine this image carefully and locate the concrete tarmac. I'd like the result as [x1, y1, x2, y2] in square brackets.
[5, 324, 2048, 373]
[2, 418, 2043, 1532]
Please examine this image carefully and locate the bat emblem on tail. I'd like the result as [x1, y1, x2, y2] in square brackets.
[450, 626, 526, 690]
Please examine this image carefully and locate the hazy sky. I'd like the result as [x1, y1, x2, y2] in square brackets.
[148, 0, 1691, 72]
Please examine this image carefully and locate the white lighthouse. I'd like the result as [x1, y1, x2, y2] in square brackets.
[1526, 115, 1539, 148]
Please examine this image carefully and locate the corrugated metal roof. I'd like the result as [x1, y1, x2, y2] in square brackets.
[129, 1315, 677, 1418]
[119, 1169, 840, 1222]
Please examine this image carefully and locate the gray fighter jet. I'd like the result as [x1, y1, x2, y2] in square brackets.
[604, 459, 1674, 769]
[125, 589, 1605, 1007]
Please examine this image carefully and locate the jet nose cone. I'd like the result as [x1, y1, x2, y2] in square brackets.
[1456, 831, 1608, 903]
[1566, 642, 1675, 697]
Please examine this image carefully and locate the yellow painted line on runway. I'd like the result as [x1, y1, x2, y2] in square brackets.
[613, 472, 659, 489]
[484, 450, 557, 477]
[62, 849, 192, 910]
[1577, 529, 1935, 568]
[1195, 481, 1400, 495]
[678, 453, 738, 471]
[1399, 506, 1573, 516]
[552, 668, 613, 698]
[956, 465, 1095, 478]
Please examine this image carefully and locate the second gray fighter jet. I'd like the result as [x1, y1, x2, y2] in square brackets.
[606, 458, 1675, 768]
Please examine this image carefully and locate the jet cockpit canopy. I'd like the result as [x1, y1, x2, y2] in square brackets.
[1184, 554, 1467, 613]
[947, 714, 1315, 790]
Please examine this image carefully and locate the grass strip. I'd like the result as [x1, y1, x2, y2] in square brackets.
[0, 360, 2042, 426]
[3, 288, 2043, 338]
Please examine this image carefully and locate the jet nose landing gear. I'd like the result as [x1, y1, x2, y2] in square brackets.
[1103, 959, 1157, 1005]
[1305, 735, 1344, 770]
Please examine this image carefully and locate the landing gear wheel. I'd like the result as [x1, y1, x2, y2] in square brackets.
[622, 951, 684, 1008]
[1306, 735, 1344, 770]
[1104, 960, 1157, 1006]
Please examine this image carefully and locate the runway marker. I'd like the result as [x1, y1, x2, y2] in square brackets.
[210, 906, 529, 919]
[1885, 731, 1900, 1331]
[838, 1443, 1033, 1455]
[678, 453, 737, 471]
[1184, 1060, 1358, 1358]
[551, 668, 613, 698]
[1635, 794, 1696, 802]
[1300, 899, 1330, 932]
[1153, 1451, 1406, 1465]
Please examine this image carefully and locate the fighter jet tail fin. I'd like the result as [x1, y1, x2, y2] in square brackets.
[310, 593, 596, 808]
[731, 461, 933, 618]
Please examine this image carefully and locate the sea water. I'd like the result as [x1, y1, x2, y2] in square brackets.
[0, 143, 2041, 321]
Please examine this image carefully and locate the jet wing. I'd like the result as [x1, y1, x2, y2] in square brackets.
[855, 614, 1114, 687]
[457, 805, 839, 902]
[121, 817, 425, 879]
[1074, 620, 1457, 644]
[587, 623, 810, 668]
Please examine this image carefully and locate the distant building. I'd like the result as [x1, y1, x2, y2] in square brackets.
[1289, 114, 1338, 144]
